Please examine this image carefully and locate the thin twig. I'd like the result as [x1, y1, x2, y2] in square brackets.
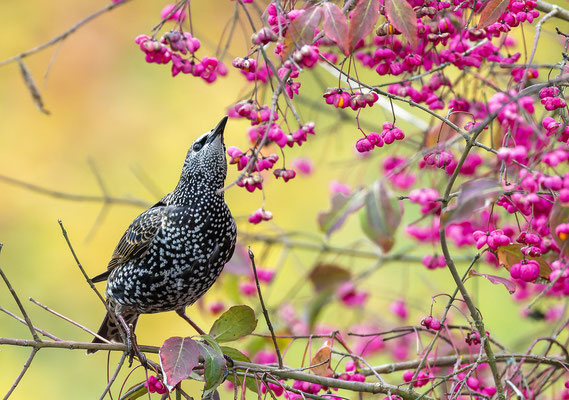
[98, 352, 127, 400]
[248, 247, 283, 368]
[0, 174, 150, 208]
[2, 348, 38, 400]
[58, 220, 107, 306]
[0, 305, 61, 341]
[29, 297, 110, 343]
[0, 245, 40, 342]
[0, 0, 133, 67]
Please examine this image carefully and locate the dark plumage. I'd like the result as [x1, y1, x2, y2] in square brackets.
[88, 116, 236, 353]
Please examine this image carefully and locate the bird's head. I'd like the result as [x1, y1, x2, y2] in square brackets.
[181, 116, 229, 189]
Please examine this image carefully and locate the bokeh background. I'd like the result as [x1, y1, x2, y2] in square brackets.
[0, 1, 568, 399]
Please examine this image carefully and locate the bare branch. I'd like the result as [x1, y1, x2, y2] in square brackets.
[248, 247, 283, 368]
[29, 297, 110, 343]
[0, 246, 40, 342]
[58, 220, 107, 306]
[0, 174, 150, 208]
[3, 348, 38, 400]
[0, 0, 133, 67]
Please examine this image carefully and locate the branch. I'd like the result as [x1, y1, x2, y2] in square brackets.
[536, 0, 569, 21]
[248, 247, 283, 368]
[0, 174, 150, 208]
[58, 220, 107, 306]
[3, 348, 38, 400]
[0, 0, 133, 67]
[0, 247, 40, 342]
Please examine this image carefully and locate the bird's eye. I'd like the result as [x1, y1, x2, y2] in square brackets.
[193, 142, 203, 152]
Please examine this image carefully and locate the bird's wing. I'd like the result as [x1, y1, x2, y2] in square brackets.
[91, 205, 168, 283]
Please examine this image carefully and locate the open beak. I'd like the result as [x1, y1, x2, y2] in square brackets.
[207, 115, 228, 144]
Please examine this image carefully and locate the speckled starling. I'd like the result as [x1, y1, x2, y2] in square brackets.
[88, 116, 236, 353]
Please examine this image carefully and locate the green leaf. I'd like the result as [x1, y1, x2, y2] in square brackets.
[317, 188, 367, 237]
[359, 180, 402, 253]
[197, 339, 226, 397]
[120, 382, 148, 400]
[209, 305, 258, 343]
[221, 346, 259, 393]
[220, 346, 250, 363]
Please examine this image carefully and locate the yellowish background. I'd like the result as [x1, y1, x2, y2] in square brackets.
[0, 1, 568, 399]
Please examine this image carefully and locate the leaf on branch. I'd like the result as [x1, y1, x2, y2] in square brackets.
[122, 383, 149, 399]
[209, 305, 258, 343]
[221, 346, 259, 393]
[284, 6, 322, 57]
[441, 178, 503, 226]
[478, 0, 510, 29]
[549, 199, 569, 256]
[384, 0, 417, 49]
[308, 263, 351, 292]
[18, 60, 50, 115]
[197, 336, 227, 397]
[348, 0, 380, 53]
[470, 270, 516, 294]
[310, 341, 334, 377]
[322, 3, 349, 56]
[496, 244, 551, 282]
[317, 188, 367, 237]
[359, 180, 403, 253]
[159, 336, 203, 391]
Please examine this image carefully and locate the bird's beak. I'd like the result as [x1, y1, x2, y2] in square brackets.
[207, 115, 228, 144]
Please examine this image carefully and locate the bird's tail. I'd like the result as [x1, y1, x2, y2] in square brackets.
[88, 311, 139, 354]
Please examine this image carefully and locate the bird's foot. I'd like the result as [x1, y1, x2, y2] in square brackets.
[223, 354, 234, 368]
[125, 331, 146, 368]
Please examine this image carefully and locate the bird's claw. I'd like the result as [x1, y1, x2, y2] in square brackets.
[223, 354, 234, 368]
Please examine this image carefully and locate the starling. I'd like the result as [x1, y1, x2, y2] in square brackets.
[88, 116, 236, 355]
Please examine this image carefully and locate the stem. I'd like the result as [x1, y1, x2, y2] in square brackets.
[248, 247, 283, 368]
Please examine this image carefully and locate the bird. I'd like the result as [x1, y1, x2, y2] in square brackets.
[88, 116, 236, 357]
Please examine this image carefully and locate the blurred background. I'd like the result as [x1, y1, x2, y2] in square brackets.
[0, 1, 568, 399]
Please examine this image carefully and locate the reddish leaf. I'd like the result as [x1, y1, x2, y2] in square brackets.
[159, 336, 202, 391]
[549, 199, 569, 255]
[470, 270, 516, 294]
[308, 263, 351, 292]
[348, 0, 380, 53]
[310, 341, 334, 377]
[478, 0, 510, 29]
[384, 0, 417, 49]
[441, 178, 502, 226]
[496, 244, 551, 281]
[322, 3, 349, 56]
[284, 6, 322, 57]
[359, 180, 403, 253]
[317, 189, 367, 237]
